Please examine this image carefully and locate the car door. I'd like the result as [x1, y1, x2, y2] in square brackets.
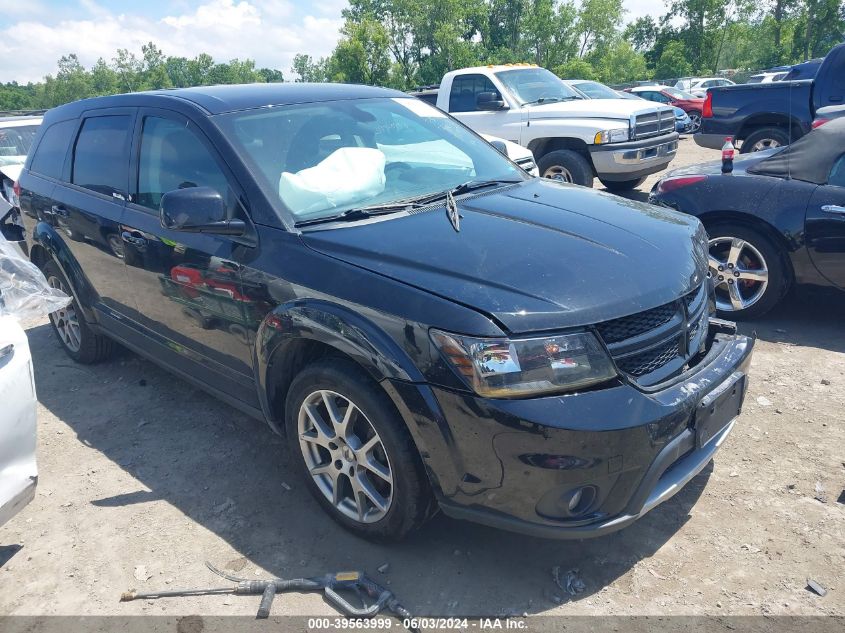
[0, 317, 37, 528]
[119, 108, 259, 407]
[47, 109, 136, 316]
[447, 74, 523, 142]
[805, 153, 845, 289]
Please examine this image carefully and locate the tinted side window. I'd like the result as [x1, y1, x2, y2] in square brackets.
[72, 116, 131, 196]
[449, 75, 499, 113]
[30, 120, 75, 180]
[829, 154, 845, 188]
[136, 116, 232, 212]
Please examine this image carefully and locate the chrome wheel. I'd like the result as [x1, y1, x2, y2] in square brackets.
[107, 233, 125, 259]
[750, 138, 781, 152]
[708, 236, 769, 312]
[298, 390, 393, 523]
[688, 112, 701, 133]
[543, 165, 574, 183]
[47, 275, 82, 352]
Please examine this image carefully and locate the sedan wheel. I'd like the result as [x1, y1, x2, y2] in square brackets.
[708, 236, 769, 313]
[750, 138, 782, 152]
[688, 112, 702, 133]
[47, 275, 82, 352]
[298, 389, 393, 523]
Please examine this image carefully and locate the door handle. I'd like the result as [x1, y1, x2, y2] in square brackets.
[120, 231, 146, 246]
[821, 204, 845, 215]
[50, 205, 69, 218]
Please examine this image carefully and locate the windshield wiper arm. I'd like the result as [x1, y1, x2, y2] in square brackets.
[294, 204, 413, 228]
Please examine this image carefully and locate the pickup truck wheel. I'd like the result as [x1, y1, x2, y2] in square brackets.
[740, 128, 790, 154]
[538, 150, 594, 188]
[600, 177, 646, 191]
[42, 260, 115, 363]
[285, 358, 433, 541]
[705, 223, 787, 319]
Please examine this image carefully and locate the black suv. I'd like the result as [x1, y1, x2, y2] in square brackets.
[20, 84, 753, 541]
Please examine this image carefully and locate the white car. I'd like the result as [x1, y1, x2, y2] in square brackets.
[480, 134, 538, 176]
[0, 315, 38, 528]
[747, 71, 788, 84]
[0, 116, 42, 249]
[676, 77, 735, 97]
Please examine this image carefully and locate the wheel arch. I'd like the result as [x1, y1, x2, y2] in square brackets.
[528, 137, 593, 167]
[736, 114, 804, 143]
[697, 210, 796, 289]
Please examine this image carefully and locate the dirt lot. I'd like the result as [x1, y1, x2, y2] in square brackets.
[1, 139, 843, 624]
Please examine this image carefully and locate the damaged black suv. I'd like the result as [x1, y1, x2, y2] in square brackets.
[19, 84, 753, 540]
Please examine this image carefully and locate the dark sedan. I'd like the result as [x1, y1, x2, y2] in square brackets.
[650, 117, 845, 319]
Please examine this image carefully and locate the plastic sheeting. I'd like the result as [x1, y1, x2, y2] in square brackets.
[279, 147, 386, 217]
[0, 237, 70, 320]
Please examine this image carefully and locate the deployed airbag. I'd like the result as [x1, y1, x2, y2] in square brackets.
[279, 147, 386, 216]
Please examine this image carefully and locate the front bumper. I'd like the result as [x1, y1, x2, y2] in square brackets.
[397, 323, 753, 539]
[589, 133, 679, 181]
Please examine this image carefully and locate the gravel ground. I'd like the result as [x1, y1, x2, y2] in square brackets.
[1, 138, 843, 624]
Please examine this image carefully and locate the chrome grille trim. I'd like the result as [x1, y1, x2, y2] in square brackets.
[632, 108, 677, 139]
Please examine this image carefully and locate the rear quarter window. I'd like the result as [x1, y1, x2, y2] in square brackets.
[72, 115, 131, 197]
[29, 120, 75, 180]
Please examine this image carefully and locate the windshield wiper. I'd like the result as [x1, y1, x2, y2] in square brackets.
[410, 178, 524, 207]
[523, 95, 581, 105]
[294, 204, 413, 228]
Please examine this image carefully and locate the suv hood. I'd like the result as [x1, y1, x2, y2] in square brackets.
[301, 179, 708, 334]
[528, 99, 672, 122]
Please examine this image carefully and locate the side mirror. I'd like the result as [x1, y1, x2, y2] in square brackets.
[476, 91, 506, 111]
[160, 187, 245, 236]
[489, 139, 509, 156]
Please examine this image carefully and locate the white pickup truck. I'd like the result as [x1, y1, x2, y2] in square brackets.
[414, 65, 679, 190]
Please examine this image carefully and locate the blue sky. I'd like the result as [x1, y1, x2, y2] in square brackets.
[0, 0, 661, 83]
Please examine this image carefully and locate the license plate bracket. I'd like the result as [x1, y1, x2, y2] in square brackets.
[695, 371, 746, 448]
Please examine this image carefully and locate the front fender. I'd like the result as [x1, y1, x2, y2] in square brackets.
[254, 299, 426, 427]
[31, 221, 98, 322]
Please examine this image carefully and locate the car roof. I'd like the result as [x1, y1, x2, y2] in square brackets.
[630, 85, 668, 92]
[46, 83, 408, 117]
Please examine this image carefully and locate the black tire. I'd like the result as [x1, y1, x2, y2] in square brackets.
[704, 222, 788, 320]
[285, 358, 433, 541]
[740, 127, 791, 154]
[537, 150, 594, 188]
[600, 177, 646, 191]
[41, 260, 115, 363]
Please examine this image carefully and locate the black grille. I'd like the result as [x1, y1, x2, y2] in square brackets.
[617, 337, 681, 377]
[595, 301, 677, 344]
[633, 108, 676, 139]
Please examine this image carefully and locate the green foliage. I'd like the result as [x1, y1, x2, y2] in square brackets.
[591, 40, 648, 84]
[654, 41, 693, 79]
[553, 58, 597, 80]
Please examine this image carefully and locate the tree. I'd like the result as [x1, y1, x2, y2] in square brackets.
[291, 54, 327, 83]
[113, 49, 144, 92]
[575, 0, 624, 57]
[553, 57, 597, 79]
[654, 40, 693, 79]
[328, 18, 392, 85]
[89, 58, 119, 96]
[624, 16, 658, 52]
[592, 40, 648, 84]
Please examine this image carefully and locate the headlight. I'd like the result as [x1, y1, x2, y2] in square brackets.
[594, 128, 630, 144]
[431, 330, 617, 398]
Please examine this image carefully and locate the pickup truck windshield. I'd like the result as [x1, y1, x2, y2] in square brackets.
[496, 68, 583, 105]
[216, 97, 524, 224]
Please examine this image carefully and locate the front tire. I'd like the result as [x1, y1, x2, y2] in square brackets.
[285, 358, 433, 541]
[42, 260, 115, 363]
[538, 150, 594, 188]
[600, 177, 646, 191]
[740, 128, 791, 154]
[705, 223, 788, 319]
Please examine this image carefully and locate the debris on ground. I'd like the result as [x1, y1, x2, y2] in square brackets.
[820, 379, 831, 386]
[280, 482, 292, 491]
[814, 481, 828, 504]
[377, 563, 389, 574]
[552, 566, 586, 597]
[133, 565, 150, 582]
[648, 568, 667, 580]
[807, 579, 828, 597]
[837, 490, 845, 505]
[756, 396, 773, 407]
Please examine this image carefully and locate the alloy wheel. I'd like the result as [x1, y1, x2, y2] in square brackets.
[543, 165, 574, 183]
[298, 390, 393, 523]
[688, 112, 701, 133]
[750, 138, 781, 152]
[708, 236, 769, 312]
[47, 275, 82, 352]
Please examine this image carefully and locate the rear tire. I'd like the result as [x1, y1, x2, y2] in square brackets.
[600, 177, 646, 191]
[687, 111, 702, 133]
[42, 260, 115, 363]
[704, 222, 788, 319]
[740, 128, 791, 154]
[538, 150, 594, 188]
[285, 358, 433, 541]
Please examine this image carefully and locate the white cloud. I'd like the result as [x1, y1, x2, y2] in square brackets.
[0, 0, 343, 83]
